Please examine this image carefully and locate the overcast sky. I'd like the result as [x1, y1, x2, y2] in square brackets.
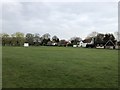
[1, 0, 118, 40]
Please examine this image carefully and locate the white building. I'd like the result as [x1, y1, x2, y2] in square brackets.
[79, 41, 87, 47]
[73, 45, 77, 47]
[24, 43, 29, 47]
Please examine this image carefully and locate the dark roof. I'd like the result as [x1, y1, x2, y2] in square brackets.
[104, 40, 115, 46]
[83, 38, 92, 43]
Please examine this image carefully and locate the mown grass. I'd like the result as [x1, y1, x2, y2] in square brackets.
[2, 46, 118, 88]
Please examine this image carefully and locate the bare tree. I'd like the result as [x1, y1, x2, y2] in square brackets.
[33, 33, 41, 46]
[70, 37, 82, 45]
[42, 33, 51, 45]
[86, 31, 98, 39]
[114, 31, 120, 41]
[42, 33, 50, 40]
[26, 33, 34, 45]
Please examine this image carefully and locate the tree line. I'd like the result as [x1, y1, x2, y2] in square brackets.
[1, 32, 120, 47]
[1, 32, 80, 46]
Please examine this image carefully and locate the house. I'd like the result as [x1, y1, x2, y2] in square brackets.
[79, 41, 83, 47]
[58, 40, 68, 47]
[96, 45, 104, 49]
[104, 40, 115, 49]
[80, 37, 95, 48]
[78, 41, 87, 47]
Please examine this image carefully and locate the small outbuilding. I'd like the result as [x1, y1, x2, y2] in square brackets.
[73, 45, 77, 47]
[24, 43, 29, 47]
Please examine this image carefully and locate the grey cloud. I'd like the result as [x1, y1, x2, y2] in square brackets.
[2, 2, 118, 40]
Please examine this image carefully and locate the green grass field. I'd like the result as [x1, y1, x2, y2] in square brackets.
[2, 46, 118, 88]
